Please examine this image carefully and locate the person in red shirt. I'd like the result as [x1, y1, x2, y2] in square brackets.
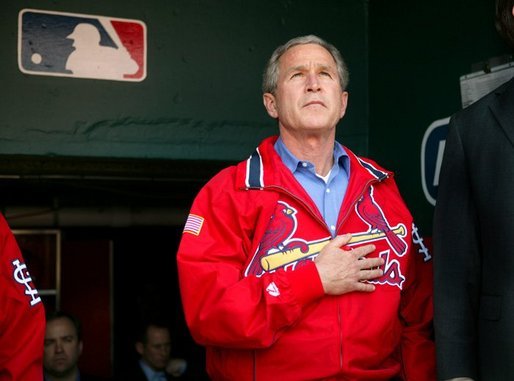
[0, 213, 45, 380]
[177, 35, 435, 380]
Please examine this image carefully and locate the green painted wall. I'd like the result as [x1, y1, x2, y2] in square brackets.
[2, 0, 369, 161]
[5, 0, 509, 233]
[368, 0, 511, 234]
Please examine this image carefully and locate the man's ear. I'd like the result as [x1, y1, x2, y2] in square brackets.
[136, 342, 144, 356]
[339, 91, 349, 119]
[263, 93, 278, 118]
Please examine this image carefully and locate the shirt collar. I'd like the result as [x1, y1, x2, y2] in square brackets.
[139, 359, 166, 381]
[274, 136, 349, 175]
[44, 372, 81, 381]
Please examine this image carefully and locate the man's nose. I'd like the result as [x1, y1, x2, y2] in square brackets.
[306, 72, 321, 92]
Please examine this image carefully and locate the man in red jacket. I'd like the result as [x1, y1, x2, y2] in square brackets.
[177, 35, 435, 380]
[0, 214, 45, 380]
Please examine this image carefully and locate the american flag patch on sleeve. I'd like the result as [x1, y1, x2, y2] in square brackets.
[183, 214, 205, 236]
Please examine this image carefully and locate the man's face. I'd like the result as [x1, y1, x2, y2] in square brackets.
[137, 326, 171, 371]
[263, 43, 348, 137]
[43, 317, 83, 377]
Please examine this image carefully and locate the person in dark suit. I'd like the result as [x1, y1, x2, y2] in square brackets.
[433, 1, 514, 380]
[117, 321, 193, 381]
[43, 311, 108, 381]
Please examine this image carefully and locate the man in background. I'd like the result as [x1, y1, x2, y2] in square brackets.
[433, 0, 514, 380]
[44, 311, 106, 381]
[117, 321, 191, 380]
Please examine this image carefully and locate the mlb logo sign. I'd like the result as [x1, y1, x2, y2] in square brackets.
[18, 9, 147, 82]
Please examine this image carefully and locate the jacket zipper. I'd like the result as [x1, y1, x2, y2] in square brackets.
[252, 178, 383, 374]
[334, 177, 384, 372]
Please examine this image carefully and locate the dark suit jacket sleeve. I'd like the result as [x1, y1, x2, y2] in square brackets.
[433, 114, 481, 380]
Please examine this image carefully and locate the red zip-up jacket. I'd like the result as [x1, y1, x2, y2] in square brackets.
[0, 214, 45, 380]
[177, 136, 435, 381]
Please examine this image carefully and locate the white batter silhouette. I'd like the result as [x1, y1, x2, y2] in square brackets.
[65, 23, 138, 80]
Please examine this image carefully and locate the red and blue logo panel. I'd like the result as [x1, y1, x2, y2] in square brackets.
[18, 9, 147, 82]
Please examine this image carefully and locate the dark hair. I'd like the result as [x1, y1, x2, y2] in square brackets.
[262, 35, 349, 94]
[46, 310, 83, 340]
[496, 0, 514, 48]
[136, 319, 170, 344]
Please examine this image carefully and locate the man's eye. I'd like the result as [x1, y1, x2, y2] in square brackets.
[320, 71, 332, 78]
[291, 72, 303, 79]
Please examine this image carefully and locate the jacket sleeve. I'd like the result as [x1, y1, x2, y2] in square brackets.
[0, 215, 45, 381]
[176, 170, 325, 349]
[433, 116, 480, 380]
[399, 223, 436, 381]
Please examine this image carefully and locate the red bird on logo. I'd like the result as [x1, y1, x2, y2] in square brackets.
[356, 187, 407, 255]
[245, 201, 299, 277]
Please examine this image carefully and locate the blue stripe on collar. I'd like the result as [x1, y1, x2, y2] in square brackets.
[357, 157, 388, 181]
[246, 148, 264, 188]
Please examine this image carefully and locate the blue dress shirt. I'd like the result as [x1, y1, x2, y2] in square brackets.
[139, 359, 167, 381]
[274, 137, 350, 237]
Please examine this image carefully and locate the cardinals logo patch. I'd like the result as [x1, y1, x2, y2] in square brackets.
[355, 186, 407, 256]
[245, 201, 311, 277]
[245, 196, 410, 283]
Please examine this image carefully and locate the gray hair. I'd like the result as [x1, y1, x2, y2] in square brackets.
[262, 35, 349, 94]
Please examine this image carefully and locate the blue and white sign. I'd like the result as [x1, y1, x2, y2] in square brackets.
[18, 9, 147, 81]
[421, 117, 450, 206]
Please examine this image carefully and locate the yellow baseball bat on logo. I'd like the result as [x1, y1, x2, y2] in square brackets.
[260, 225, 406, 271]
